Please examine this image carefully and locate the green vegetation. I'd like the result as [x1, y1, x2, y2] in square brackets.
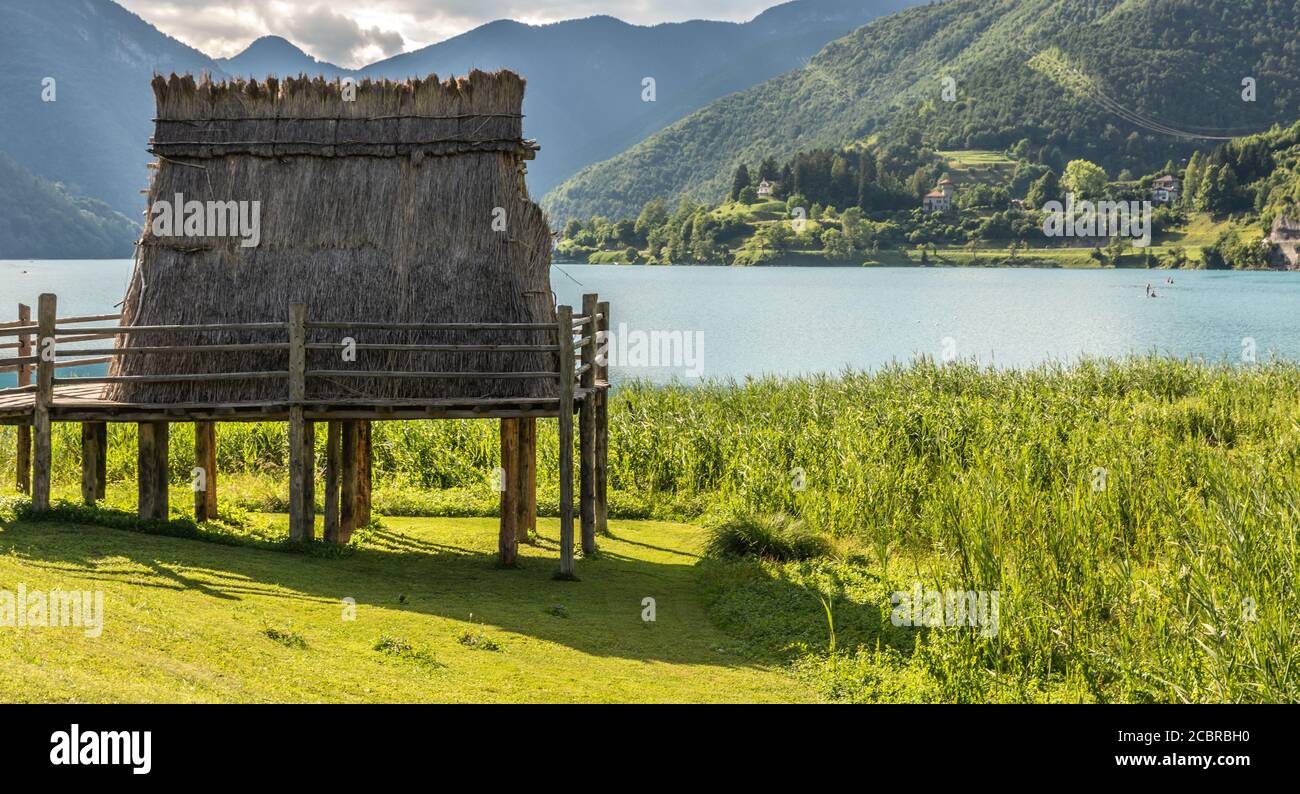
[0, 152, 138, 259]
[2, 358, 1297, 701]
[543, 0, 1300, 223]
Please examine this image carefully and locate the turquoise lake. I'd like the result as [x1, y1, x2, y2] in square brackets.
[2, 259, 1297, 385]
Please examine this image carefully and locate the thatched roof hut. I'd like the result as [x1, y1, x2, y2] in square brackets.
[109, 70, 555, 403]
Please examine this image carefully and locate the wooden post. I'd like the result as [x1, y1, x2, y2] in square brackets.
[15, 303, 31, 495]
[557, 305, 576, 578]
[194, 421, 217, 521]
[80, 422, 104, 505]
[594, 299, 610, 536]
[357, 420, 372, 527]
[499, 418, 520, 566]
[340, 420, 359, 543]
[323, 420, 341, 543]
[31, 294, 55, 512]
[287, 302, 313, 542]
[579, 293, 598, 556]
[94, 422, 107, 501]
[517, 417, 536, 543]
[137, 421, 169, 520]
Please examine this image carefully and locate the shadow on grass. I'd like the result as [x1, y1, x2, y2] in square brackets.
[0, 506, 820, 669]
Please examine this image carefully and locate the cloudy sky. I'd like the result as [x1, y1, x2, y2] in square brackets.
[117, 1, 779, 67]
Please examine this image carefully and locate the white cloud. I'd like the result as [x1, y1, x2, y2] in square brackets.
[115, 0, 775, 66]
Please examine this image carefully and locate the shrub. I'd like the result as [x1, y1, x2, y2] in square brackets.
[703, 511, 833, 562]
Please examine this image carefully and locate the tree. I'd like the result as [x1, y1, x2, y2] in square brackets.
[821, 228, 853, 260]
[1062, 160, 1108, 198]
[730, 163, 751, 201]
[738, 185, 758, 204]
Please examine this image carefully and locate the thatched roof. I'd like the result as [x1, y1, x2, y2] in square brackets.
[108, 71, 556, 404]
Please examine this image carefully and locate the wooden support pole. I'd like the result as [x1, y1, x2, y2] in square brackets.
[517, 417, 536, 543]
[31, 294, 55, 512]
[357, 420, 372, 527]
[323, 420, 341, 543]
[94, 422, 107, 501]
[594, 299, 610, 536]
[499, 417, 520, 567]
[303, 419, 316, 536]
[287, 302, 312, 542]
[340, 420, 359, 543]
[15, 303, 31, 495]
[579, 293, 598, 556]
[193, 421, 217, 521]
[137, 421, 169, 520]
[80, 422, 104, 505]
[557, 305, 576, 578]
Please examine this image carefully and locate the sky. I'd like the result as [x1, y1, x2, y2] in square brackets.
[116, 1, 781, 67]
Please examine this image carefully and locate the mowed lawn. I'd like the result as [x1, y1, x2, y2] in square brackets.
[0, 515, 814, 703]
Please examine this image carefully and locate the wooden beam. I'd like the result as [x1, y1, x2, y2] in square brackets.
[557, 305, 576, 578]
[31, 295, 55, 512]
[594, 299, 610, 536]
[194, 421, 217, 521]
[339, 420, 358, 543]
[517, 417, 536, 543]
[94, 421, 107, 501]
[80, 422, 104, 505]
[579, 293, 598, 555]
[137, 421, 169, 520]
[499, 418, 520, 566]
[287, 302, 312, 542]
[323, 420, 341, 543]
[15, 303, 30, 495]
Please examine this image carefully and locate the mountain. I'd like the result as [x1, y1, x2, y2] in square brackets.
[543, 0, 1300, 222]
[0, 0, 223, 218]
[355, 1, 922, 197]
[218, 35, 347, 78]
[0, 152, 138, 259]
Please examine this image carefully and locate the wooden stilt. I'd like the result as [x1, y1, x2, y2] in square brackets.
[302, 419, 316, 539]
[94, 422, 107, 501]
[287, 303, 312, 542]
[594, 299, 610, 536]
[31, 294, 55, 513]
[557, 305, 576, 578]
[340, 420, 358, 543]
[357, 420, 372, 528]
[517, 417, 536, 543]
[499, 418, 520, 567]
[579, 293, 598, 556]
[194, 421, 217, 521]
[80, 422, 102, 505]
[323, 420, 341, 543]
[137, 421, 169, 520]
[15, 302, 31, 495]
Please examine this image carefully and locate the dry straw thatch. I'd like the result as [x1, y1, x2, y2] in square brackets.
[108, 70, 556, 404]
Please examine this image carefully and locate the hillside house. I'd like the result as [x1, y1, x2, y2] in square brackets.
[923, 177, 956, 212]
[757, 179, 777, 199]
[1152, 174, 1182, 205]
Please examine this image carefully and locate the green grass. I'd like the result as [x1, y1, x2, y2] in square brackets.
[0, 513, 814, 702]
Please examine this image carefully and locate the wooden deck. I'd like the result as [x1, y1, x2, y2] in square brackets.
[0, 382, 601, 424]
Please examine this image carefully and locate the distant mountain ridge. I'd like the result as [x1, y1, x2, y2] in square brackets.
[543, 0, 1300, 222]
[0, 0, 921, 251]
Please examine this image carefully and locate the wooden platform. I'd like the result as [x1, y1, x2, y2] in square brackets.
[0, 382, 601, 425]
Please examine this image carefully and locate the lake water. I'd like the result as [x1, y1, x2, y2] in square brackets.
[2, 259, 1297, 385]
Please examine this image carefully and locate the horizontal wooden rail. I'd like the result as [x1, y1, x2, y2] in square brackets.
[0, 325, 37, 337]
[574, 335, 592, 348]
[307, 370, 559, 380]
[306, 342, 559, 353]
[56, 313, 122, 325]
[307, 321, 556, 331]
[52, 357, 113, 369]
[575, 363, 592, 377]
[0, 355, 39, 369]
[55, 343, 289, 356]
[54, 333, 122, 344]
[54, 323, 285, 334]
[55, 371, 289, 385]
[0, 384, 36, 396]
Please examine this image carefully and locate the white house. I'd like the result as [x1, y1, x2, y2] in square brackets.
[1152, 174, 1182, 205]
[923, 177, 956, 212]
[756, 179, 777, 199]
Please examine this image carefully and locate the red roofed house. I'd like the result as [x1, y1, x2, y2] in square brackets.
[923, 177, 956, 212]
